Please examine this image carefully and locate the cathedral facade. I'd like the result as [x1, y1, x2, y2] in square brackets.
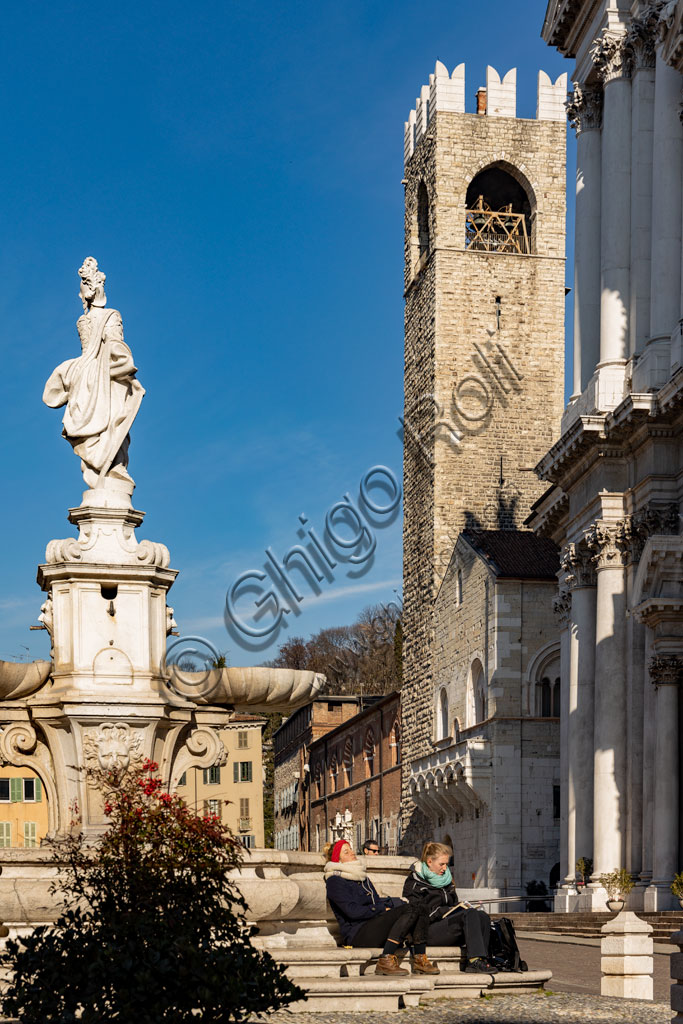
[535, 0, 683, 911]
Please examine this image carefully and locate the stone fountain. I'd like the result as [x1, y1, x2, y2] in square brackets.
[0, 257, 323, 843]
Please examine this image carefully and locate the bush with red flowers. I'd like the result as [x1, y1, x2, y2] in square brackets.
[1, 759, 303, 1022]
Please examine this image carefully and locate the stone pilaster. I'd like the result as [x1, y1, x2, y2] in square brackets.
[594, 35, 633, 367]
[566, 86, 603, 396]
[560, 542, 597, 888]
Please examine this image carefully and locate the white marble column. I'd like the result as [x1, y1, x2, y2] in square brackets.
[562, 544, 597, 885]
[629, 41, 656, 355]
[640, 629, 656, 888]
[587, 522, 628, 882]
[567, 87, 603, 396]
[650, 657, 681, 888]
[553, 588, 572, 885]
[650, 55, 683, 342]
[597, 40, 632, 366]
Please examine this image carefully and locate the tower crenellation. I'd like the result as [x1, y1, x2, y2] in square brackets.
[404, 63, 568, 162]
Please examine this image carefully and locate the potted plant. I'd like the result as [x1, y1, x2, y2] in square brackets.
[575, 856, 593, 890]
[671, 872, 683, 909]
[600, 868, 634, 912]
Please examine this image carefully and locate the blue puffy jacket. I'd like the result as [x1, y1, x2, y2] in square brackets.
[325, 872, 396, 943]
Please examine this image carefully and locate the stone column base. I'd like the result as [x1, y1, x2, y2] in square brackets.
[554, 887, 581, 913]
[643, 883, 678, 911]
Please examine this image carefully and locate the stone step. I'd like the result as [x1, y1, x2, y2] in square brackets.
[284, 976, 433, 1012]
[272, 945, 552, 1009]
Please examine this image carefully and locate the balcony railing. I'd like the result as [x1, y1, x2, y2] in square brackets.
[465, 197, 530, 255]
[239, 817, 252, 831]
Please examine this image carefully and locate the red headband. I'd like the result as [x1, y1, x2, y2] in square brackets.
[330, 840, 348, 862]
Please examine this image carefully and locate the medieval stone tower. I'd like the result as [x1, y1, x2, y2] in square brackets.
[400, 63, 567, 847]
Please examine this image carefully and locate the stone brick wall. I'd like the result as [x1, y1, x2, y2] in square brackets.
[401, 104, 566, 846]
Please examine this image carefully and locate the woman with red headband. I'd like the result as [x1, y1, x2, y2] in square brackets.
[323, 840, 438, 977]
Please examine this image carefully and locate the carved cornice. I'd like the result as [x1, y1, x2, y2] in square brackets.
[585, 521, 629, 570]
[553, 589, 572, 625]
[566, 84, 603, 134]
[592, 34, 632, 83]
[649, 654, 683, 685]
[561, 542, 597, 588]
[624, 502, 680, 562]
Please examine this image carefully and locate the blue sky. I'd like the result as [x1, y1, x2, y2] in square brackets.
[0, 0, 575, 666]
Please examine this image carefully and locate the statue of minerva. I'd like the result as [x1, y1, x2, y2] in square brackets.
[43, 258, 144, 492]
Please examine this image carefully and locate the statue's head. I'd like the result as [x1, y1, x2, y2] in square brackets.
[78, 257, 107, 311]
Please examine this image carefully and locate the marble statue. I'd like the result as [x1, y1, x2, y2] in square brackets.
[43, 258, 144, 495]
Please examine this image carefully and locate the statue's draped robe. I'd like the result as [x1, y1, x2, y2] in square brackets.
[43, 307, 144, 487]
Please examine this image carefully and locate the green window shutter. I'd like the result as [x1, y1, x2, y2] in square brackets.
[24, 822, 36, 848]
[246, 762, 253, 783]
[202, 769, 208, 785]
[0, 823, 10, 848]
[34, 778, 42, 803]
[10, 778, 21, 803]
[233, 762, 239, 784]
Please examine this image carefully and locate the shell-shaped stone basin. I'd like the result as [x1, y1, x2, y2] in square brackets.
[167, 666, 325, 713]
[0, 660, 52, 701]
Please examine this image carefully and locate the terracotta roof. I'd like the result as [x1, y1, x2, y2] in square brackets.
[462, 530, 560, 580]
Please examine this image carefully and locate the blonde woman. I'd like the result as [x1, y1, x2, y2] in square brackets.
[323, 839, 438, 976]
[402, 841, 496, 974]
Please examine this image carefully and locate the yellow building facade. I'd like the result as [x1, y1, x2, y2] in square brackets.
[0, 767, 49, 848]
[175, 713, 265, 848]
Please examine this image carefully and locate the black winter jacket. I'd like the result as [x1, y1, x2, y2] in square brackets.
[325, 872, 396, 943]
[402, 866, 460, 921]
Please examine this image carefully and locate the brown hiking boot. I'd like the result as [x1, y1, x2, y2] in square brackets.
[410, 953, 440, 975]
[375, 954, 410, 976]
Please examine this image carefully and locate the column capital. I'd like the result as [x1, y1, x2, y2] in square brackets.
[624, 501, 680, 563]
[658, 0, 683, 73]
[649, 654, 683, 686]
[592, 33, 633, 84]
[566, 84, 603, 134]
[625, 2, 665, 71]
[552, 589, 572, 626]
[585, 521, 629, 570]
[561, 541, 597, 587]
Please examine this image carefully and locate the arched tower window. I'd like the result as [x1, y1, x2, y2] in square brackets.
[438, 689, 449, 741]
[470, 659, 487, 725]
[453, 717, 461, 743]
[417, 181, 430, 260]
[465, 164, 534, 254]
[329, 754, 339, 792]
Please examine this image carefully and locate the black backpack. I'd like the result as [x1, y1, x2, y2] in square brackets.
[489, 917, 528, 972]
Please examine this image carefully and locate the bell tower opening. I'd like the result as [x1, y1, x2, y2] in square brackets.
[465, 165, 534, 254]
